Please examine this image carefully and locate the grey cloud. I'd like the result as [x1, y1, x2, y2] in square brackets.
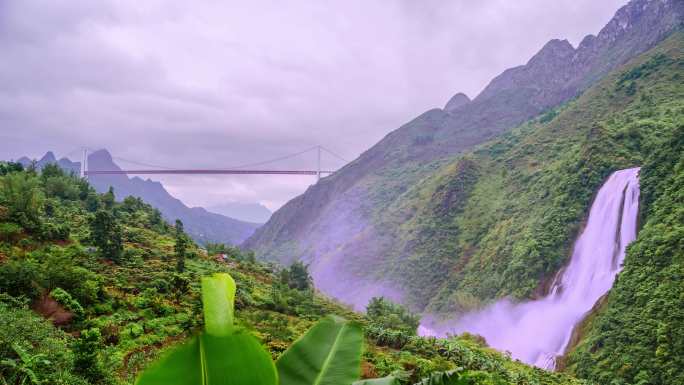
[0, 0, 627, 210]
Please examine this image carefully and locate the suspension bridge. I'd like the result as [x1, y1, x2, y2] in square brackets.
[77, 146, 348, 181]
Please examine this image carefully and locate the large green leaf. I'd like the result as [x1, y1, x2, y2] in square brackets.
[136, 273, 277, 385]
[135, 332, 277, 385]
[276, 315, 363, 385]
[201, 273, 236, 336]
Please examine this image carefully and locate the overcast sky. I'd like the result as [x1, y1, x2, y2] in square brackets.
[0, 0, 627, 210]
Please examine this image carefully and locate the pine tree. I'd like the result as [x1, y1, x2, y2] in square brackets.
[102, 186, 115, 210]
[174, 219, 187, 273]
[73, 328, 109, 384]
[90, 210, 123, 263]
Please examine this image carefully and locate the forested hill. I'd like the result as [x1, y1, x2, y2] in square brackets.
[0, 163, 583, 384]
[390, 32, 684, 313]
[16, 149, 260, 246]
[244, 0, 684, 310]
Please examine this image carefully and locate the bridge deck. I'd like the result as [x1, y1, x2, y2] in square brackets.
[85, 169, 334, 176]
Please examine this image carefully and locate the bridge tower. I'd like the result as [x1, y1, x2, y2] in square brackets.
[317, 145, 321, 182]
[81, 148, 88, 179]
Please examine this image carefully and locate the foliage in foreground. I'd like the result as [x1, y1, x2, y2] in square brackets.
[138, 273, 506, 385]
[0, 163, 582, 384]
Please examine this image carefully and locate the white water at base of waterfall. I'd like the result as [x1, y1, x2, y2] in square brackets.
[418, 167, 641, 369]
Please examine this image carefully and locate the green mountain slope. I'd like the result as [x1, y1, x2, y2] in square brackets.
[387, 32, 684, 312]
[563, 62, 684, 384]
[0, 164, 582, 384]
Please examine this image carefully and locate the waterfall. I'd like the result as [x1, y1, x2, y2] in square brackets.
[419, 167, 641, 369]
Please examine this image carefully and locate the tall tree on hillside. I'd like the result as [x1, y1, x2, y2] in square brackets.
[90, 210, 123, 263]
[280, 261, 313, 291]
[174, 219, 188, 273]
[102, 186, 115, 210]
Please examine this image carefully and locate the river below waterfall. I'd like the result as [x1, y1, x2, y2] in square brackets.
[419, 167, 641, 369]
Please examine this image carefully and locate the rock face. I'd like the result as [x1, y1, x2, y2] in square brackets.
[19, 149, 260, 245]
[244, 0, 683, 310]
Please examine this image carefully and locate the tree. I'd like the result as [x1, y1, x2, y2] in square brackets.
[0, 173, 44, 231]
[84, 192, 100, 212]
[149, 208, 163, 228]
[102, 186, 115, 210]
[40, 163, 65, 179]
[73, 328, 109, 384]
[280, 261, 313, 291]
[174, 219, 188, 273]
[366, 297, 420, 335]
[0, 161, 24, 176]
[90, 210, 123, 263]
[121, 196, 145, 213]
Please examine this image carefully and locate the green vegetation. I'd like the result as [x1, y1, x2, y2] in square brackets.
[374, 32, 683, 383]
[91, 210, 124, 263]
[1, 32, 679, 385]
[366, 32, 684, 315]
[564, 102, 684, 383]
[0, 161, 584, 384]
[136, 273, 281, 385]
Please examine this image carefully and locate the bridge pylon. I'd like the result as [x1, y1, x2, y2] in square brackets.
[81, 148, 88, 179]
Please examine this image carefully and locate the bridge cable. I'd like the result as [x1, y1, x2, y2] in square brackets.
[319, 146, 349, 163]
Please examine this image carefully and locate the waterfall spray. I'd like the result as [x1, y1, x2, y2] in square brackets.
[419, 167, 641, 369]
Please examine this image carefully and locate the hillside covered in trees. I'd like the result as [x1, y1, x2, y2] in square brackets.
[0, 163, 581, 384]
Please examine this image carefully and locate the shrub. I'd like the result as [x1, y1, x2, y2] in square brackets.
[39, 221, 70, 241]
[0, 173, 44, 231]
[50, 287, 85, 317]
[73, 328, 110, 384]
[44, 176, 80, 201]
[0, 221, 22, 242]
[366, 297, 420, 335]
[0, 259, 41, 299]
[0, 302, 87, 385]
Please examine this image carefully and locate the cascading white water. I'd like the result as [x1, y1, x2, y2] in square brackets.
[419, 167, 641, 369]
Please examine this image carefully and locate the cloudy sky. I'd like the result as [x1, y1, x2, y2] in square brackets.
[0, 0, 627, 211]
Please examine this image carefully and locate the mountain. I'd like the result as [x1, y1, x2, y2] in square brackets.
[18, 149, 260, 245]
[207, 202, 272, 224]
[244, 0, 684, 311]
[17, 151, 81, 175]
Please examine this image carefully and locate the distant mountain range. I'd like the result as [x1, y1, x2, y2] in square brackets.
[207, 202, 271, 224]
[16, 149, 260, 245]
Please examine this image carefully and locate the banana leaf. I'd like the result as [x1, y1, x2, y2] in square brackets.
[135, 273, 277, 385]
[276, 315, 363, 385]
